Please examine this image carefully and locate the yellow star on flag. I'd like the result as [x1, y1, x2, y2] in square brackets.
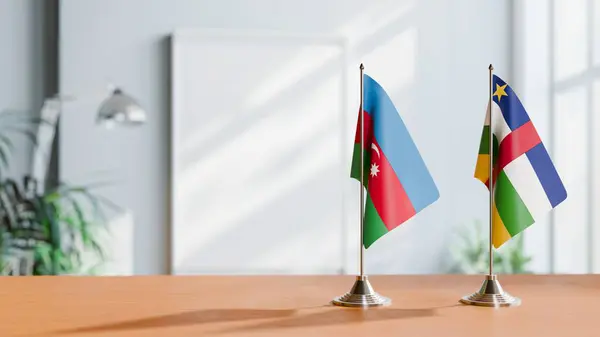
[493, 83, 508, 102]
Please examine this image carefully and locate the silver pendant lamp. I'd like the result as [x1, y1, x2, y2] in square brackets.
[96, 87, 146, 128]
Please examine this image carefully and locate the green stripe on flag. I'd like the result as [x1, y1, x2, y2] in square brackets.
[351, 143, 390, 248]
[495, 170, 535, 236]
[364, 196, 389, 248]
[478, 126, 499, 156]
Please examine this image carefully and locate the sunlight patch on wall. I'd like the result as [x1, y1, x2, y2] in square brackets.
[553, 86, 588, 273]
[360, 27, 417, 97]
[336, 0, 414, 47]
[553, 0, 587, 82]
[243, 43, 344, 112]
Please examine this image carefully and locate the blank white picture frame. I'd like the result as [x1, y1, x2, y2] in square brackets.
[170, 29, 350, 275]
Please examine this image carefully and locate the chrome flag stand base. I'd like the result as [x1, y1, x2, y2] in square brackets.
[332, 275, 391, 308]
[460, 274, 521, 307]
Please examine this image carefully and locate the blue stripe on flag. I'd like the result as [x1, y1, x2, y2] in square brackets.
[526, 143, 567, 207]
[493, 75, 530, 131]
[363, 74, 439, 212]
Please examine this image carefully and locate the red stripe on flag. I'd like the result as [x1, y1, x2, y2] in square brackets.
[493, 121, 541, 182]
[484, 161, 500, 189]
[367, 139, 416, 230]
[354, 109, 373, 147]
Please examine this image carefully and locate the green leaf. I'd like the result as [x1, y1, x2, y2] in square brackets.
[0, 127, 38, 147]
[34, 243, 53, 272]
[0, 145, 9, 170]
[42, 201, 61, 252]
[50, 182, 121, 212]
[42, 192, 58, 203]
[69, 198, 91, 245]
[0, 134, 14, 152]
[0, 135, 15, 173]
[81, 261, 105, 276]
[51, 249, 63, 275]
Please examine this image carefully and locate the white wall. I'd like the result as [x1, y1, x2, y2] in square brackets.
[0, 0, 50, 179]
[59, 0, 510, 274]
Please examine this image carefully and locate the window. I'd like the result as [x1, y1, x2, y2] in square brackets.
[515, 0, 599, 273]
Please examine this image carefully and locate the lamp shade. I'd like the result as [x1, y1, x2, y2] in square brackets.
[96, 88, 146, 127]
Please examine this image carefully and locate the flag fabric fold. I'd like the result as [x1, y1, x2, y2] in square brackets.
[475, 74, 567, 248]
[351, 74, 439, 248]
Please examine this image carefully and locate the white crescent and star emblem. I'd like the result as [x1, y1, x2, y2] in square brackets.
[370, 144, 381, 177]
[371, 143, 380, 159]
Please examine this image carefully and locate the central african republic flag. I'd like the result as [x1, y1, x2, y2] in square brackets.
[475, 74, 567, 248]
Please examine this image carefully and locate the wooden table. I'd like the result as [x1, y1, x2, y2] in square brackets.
[1, 275, 598, 336]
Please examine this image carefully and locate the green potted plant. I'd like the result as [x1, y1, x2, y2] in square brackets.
[0, 109, 117, 275]
[447, 220, 533, 274]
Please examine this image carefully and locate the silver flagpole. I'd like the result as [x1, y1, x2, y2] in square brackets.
[460, 64, 520, 307]
[332, 63, 390, 308]
[488, 64, 494, 277]
[359, 63, 365, 277]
